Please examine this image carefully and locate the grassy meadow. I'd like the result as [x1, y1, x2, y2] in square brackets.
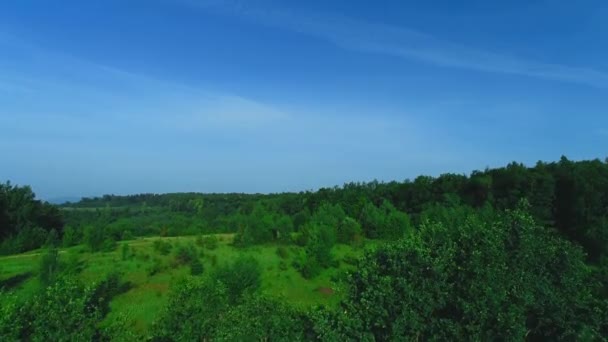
[0, 234, 368, 334]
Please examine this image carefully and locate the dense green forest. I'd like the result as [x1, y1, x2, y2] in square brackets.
[1, 156, 607, 340]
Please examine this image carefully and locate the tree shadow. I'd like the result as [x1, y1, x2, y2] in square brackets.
[0, 272, 33, 291]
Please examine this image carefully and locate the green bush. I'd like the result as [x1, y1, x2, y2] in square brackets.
[121, 243, 131, 261]
[152, 239, 172, 255]
[212, 256, 261, 304]
[39, 248, 61, 286]
[276, 246, 289, 259]
[278, 261, 289, 271]
[151, 277, 228, 341]
[102, 238, 116, 252]
[190, 258, 204, 276]
[0, 277, 102, 341]
[147, 258, 164, 276]
[203, 235, 219, 250]
[174, 243, 197, 266]
[61, 225, 81, 247]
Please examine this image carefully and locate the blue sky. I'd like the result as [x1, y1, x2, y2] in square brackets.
[1, 0, 607, 199]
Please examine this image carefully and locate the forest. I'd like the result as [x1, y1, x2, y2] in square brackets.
[1, 156, 607, 340]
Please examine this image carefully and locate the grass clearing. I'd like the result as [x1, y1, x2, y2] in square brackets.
[0, 234, 369, 334]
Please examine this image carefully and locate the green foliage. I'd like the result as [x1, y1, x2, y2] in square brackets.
[148, 257, 164, 276]
[84, 225, 107, 252]
[61, 225, 81, 247]
[360, 200, 411, 239]
[0, 181, 63, 253]
[215, 296, 312, 341]
[39, 248, 61, 286]
[337, 217, 362, 244]
[276, 245, 289, 259]
[202, 235, 219, 250]
[0, 277, 102, 341]
[190, 257, 204, 276]
[212, 256, 261, 304]
[151, 277, 228, 341]
[337, 206, 606, 340]
[121, 242, 131, 260]
[121, 229, 134, 241]
[64, 250, 86, 275]
[45, 228, 59, 247]
[173, 243, 198, 266]
[88, 271, 132, 317]
[152, 239, 172, 255]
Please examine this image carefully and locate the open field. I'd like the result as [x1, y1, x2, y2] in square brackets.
[0, 234, 368, 334]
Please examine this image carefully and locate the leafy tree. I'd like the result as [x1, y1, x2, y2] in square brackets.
[61, 225, 81, 247]
[212, 256, 261, 304]
[336, 204, 605, 340]
[215, 296, 312, 341]
[151, 277, 228, 340]
[337, 217, 362, 244]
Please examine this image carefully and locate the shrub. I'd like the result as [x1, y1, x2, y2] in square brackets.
[215, 296, 311, 341]
[152, 239, 172, 255]
[88, 271, 132, 316]
[62, 226, 81, 247]
[174, 243, 197, 266]
[190, 258, 204, 276]
[151, 277, 228, 341]
[337, 217, 362, 244]
[64, 251, 86, 275]
[211, 257, 261, 304]
[121, 230, 134, 241]
[147, 258, 164, 276]
[84, 226, 106, 252]
[210, 254, 218, 267]
[276, 246, 289, 259]
[278, 261, 289, 271]
[121, 243, 131, 261]
[203, 235, 219, 250]
[102, 238, 116, 252]
[39, 248, 61, 286]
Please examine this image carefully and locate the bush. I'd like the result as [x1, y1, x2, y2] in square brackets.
[215, 296, 311, 341]
[1, 277, 102, 341]
[203, 235, 219, 250]
[278, 261, 289, 271]
[276, 246, 289, 259]
[102, 238, 116, 252]
[152, 239, 172, 255]
[39, 248, 61, 286]
[121, 243, 131, 261]
[297, 258, 321, 279]
[337, 217, 362, 244]
[210, 254, 218, 266]
[190, 258, 204, 276]
[84, 226, 106, 252]
[212, 257, 261, 304]
[147, 258, 164, 276]
[151, 277, 228, 341]
[174, 243, 197, 266]
[62, 226, 81, 247]
[88, 271, 132, 316]
[64, 251, 86, 275]
[121, 230, 134, 241]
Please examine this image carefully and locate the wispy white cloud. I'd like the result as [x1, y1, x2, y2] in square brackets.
[181, 0, 608, 88]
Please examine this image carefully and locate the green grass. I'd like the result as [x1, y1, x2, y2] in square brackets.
[0, 234, 369, 334]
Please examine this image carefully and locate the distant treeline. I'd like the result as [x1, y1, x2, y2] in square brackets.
[58, 156, 608, 261]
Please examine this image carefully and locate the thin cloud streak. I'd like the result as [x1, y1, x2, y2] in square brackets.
[184, 0, 608, 88]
